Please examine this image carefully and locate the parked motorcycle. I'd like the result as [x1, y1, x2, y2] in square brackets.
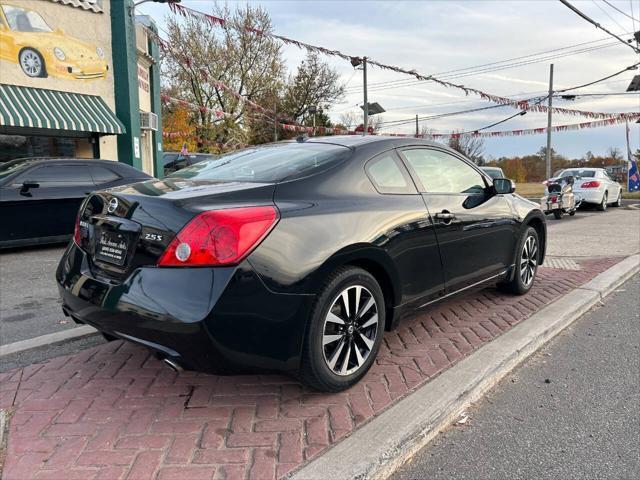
[540, 175, 581, 220]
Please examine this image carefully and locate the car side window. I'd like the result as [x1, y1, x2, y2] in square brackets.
[365, 151, 416, 194]
[91, 166, 120, 185]
[401, 148, 486, 194]
[22, 165, 94, 187]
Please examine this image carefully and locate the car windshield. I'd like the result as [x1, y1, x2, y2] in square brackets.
[0, 158, 40, 180]
[560, 169, 595, 178]
[3, 6, 52, 32]
[482, 168, 503, 179]
[167, 143, 352, 183]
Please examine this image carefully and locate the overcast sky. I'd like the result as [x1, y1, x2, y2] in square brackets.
[138, 0, 640, 159]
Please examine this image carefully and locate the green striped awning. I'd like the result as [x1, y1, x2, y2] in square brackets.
[0, 84, 125, 135]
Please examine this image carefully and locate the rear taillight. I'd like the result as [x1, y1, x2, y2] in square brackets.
[157, 206, 279, 267]
[73, 211, 82, 248]
[550, 195, 558, 203]
[581, 181, 600, 188]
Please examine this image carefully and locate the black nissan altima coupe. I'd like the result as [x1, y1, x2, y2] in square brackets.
[57, 136, 546, 391]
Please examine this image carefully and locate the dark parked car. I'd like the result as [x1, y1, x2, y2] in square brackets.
[57, 137, 546, 391]
[163, 152, 218, 176]
[0, 158, 151, 248]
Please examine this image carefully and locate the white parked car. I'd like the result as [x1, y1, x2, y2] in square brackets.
[550, 168, 622, 211]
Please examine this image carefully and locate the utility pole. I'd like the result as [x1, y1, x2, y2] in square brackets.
[362, 57, 368, 136]
[545, 64, 554, 179]
[415, 115, 419, 137]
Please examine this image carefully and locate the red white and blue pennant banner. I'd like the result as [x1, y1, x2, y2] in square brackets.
[167, 2, 639, 121]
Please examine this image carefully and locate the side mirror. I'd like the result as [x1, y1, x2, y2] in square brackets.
[20, 181, 39, 196]
[493, 178, 515, 195]
[21, 181, 39, 190]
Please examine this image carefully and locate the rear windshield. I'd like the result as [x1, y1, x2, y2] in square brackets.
[167, 143, 352, 183]
[561, 169, 595, 178]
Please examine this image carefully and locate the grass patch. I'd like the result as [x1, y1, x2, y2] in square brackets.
[622, 189, 640, 200]
[515, 182, 544, 198]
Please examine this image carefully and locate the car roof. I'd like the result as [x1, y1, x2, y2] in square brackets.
[6, 157, 119, 166]
[0, 157, 151, 178]
[305, 135, 446, 149]
[563, 167, 603, 171]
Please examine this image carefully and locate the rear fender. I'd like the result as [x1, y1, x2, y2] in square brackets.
[309, 243, 401, 330]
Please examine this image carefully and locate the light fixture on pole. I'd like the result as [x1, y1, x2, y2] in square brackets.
[626, 75, 640, 92]
[350, 57, 371, 135]
[308, 105, 317, 133]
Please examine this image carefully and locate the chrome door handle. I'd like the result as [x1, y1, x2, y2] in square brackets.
[435, 211, 455, 222]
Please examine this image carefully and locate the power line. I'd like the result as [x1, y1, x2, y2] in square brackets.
[352, 48, 639, 101]
[458, 110, 530, 135]
[592, 0, 629, 32]
[346, 41, 621, 94]
[345, 37, 618, 92]
[601, 0, 639, 22]
[375, 63, 638, 131]
[558, 91, 639, 96]
[558, 0, 640, 53]
[556, 62, 639, 92]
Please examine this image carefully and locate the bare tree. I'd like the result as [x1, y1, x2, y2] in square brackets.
[448, 132, 485, 164]
[368, 115, 384, 133]
[608, 146, 623, 162]
[338, 111, 359, 129]
[162, 4, 286, 148]
[281, 52, 345, 124]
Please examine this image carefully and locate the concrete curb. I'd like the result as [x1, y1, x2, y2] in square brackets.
[0, 325, 97, 358]
[289, 254, 639, 480]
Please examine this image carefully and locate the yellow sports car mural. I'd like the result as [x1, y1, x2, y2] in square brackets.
[0, 2, 108, 80]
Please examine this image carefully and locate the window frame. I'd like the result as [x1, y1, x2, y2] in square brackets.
[364, 149, 418, 195]
[397, 146, 490, 195]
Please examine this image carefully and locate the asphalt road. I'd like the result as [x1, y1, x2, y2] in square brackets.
[0, 243, 70, 344]
[391, 273, 640, 480]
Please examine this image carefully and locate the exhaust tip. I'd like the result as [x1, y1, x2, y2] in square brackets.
[163, 357, 184, 373]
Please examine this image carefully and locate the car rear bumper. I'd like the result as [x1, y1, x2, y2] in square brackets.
[56, 243, 313, 373]
[573, 189, 604, 204]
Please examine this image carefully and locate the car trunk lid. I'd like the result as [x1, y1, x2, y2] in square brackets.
[77, 178, 276, 280]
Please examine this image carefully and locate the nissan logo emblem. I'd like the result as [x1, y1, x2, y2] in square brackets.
[107, 198, 118, 213]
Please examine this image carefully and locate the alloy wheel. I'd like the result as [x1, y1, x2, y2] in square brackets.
[520, 235, 538, 287]
[322, 285, 379, 376]
[20, 50, 42, 77]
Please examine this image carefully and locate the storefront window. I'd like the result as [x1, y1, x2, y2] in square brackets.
[0, 135, 92, 162]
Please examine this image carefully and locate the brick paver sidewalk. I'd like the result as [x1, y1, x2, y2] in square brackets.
[0, 257, 622, 480]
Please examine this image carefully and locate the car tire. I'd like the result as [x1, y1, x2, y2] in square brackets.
[19, 48, 47, 78]
[497, 226, 540, 296]
[553, 209, 563, 220]
[597, 191, 608, 211]
[612, 190, 622, 207]
[299, 266, 385, 392]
